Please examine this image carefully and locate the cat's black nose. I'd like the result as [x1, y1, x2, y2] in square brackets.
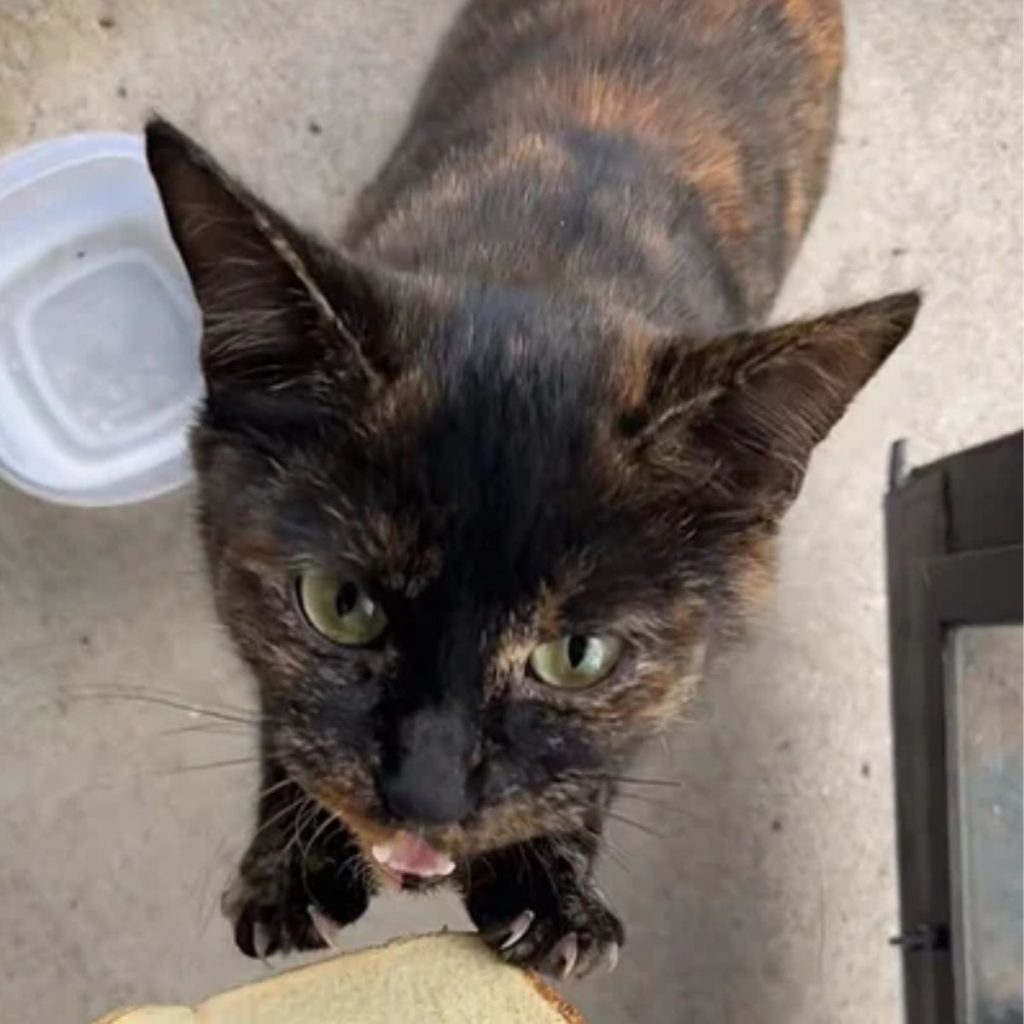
[380, 766, 473, 826]
[380, 706, 476, 826]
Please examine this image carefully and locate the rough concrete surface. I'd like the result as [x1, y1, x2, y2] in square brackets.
[0, 1, 1020, 1022]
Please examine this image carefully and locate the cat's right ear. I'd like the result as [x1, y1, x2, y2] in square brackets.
[145, 117, 388, 407]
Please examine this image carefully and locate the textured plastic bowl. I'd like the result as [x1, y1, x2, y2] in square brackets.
[0, 132, 202, 506]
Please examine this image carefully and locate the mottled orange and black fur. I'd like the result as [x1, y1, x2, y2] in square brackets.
[147, 0, 918, 979]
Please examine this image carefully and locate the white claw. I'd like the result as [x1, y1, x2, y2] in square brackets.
[307, 904, 341, 950]
[604, 942, 620, 974]
[500, 909, 535, 950]
[555, 933, 579, 980]
[252, 924, 273, 964]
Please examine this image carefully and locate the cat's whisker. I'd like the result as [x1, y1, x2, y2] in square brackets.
[191, 782, 305, 938]
[611, 792, 718, 828]
[565, 770, 681, 790]
[279, 798, 323, 868]
[249, 794, 310, 846]
[305, 810, 343, 861]
[604, 810, 665, 840]
[598, 841, 632, 875]
[604, 774, 681, 789]
[604, 830, 633, 860]
[332, 844, 368, 885]
[612, 790, 678, 810]
[160, 756, 260, 775]
[558, 829, 631, 878]
[298, 813, 345, 904]
[255, 776, 298, 807]
[192, 831, 239, 937]
[156, 721, 255, 739]
[68, 687, 261, 726]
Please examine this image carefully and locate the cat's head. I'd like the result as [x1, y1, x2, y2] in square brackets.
[147, 120, 918, 869]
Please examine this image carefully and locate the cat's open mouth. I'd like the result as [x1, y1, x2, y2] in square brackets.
[371, 830, 456, 888]
[309, 785, 459, 888]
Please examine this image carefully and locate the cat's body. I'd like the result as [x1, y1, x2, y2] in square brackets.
[147, 0, 918, 980]
[348, 0, 841, 332]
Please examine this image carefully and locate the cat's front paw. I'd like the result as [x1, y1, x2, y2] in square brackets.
[222, 820, 370, 958]
[223, 869, 325, 958]
[467, 869, 624, 979]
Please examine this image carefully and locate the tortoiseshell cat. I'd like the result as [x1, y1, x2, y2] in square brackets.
[147, 0, 918, 980]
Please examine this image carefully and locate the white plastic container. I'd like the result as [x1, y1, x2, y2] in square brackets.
[0, 133, 202, 506]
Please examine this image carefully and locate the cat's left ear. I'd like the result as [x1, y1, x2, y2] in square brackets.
[146, 117, 389, 406]
[623, 292, 921, 517]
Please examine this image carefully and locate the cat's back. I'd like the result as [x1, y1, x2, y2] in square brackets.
[347, 0, 844, 330]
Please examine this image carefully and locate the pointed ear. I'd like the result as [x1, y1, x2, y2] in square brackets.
[624, 292, 921, 516]
[145, 117, 387, 404]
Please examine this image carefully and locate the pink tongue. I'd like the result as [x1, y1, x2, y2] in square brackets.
[371, 831, 455, 878]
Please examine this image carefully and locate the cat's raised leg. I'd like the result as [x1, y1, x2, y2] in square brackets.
[223, 764, 371, 957]
[461, 832, 623, 979]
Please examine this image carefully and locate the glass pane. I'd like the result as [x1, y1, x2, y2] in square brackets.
[950, 625, 1023, 1024]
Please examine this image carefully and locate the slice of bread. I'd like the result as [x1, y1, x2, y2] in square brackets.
[94, 933, 585, 1024]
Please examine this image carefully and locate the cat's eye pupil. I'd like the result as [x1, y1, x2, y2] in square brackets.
[335, 581, 360, 617]
[567, 635, 589, 668]
[298, 571, 386, 646]
[528, 633, 623, 689]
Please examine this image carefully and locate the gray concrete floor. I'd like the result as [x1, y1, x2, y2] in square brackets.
[0, 1, 1020, 1022]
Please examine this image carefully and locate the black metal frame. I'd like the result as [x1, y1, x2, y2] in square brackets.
[885, 430, 1023, 1024]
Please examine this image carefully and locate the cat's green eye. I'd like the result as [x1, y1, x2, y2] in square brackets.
[528, 634, 624, 690]
[298, 570, 387, 646]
